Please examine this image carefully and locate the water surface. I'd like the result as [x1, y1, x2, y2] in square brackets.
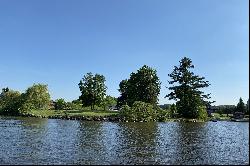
[0, 116, 248, 165]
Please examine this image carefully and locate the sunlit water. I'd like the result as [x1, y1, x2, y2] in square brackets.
[0, 116, 248, 165]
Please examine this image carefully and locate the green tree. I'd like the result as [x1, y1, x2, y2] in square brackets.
[70, 99, 82, 110]
[22, 84, 51, 110]
[100, 95, 117, 110]
[2, 87, 9, 93]
[0, 88, 22, 115]
[117, 79, 129, 107]
[55, 98, 67, 110]
[117, 65, 161, 107]
[78, 72, 107, 110]
[169, 103, 178, 118]
[246, 99, 249, 114]
[72, 99, 82, 105]
[165, 57, 214, 119]
[236, 97, 246, 113]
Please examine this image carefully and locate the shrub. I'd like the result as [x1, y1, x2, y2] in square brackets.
[0, 89, 22, 115]
[55, 98, 67, 110]
[119, 101, 158, 122]
[197, 106, 208, 121]
[169, 104, 178, 118]
[156, 107, 170, 122]
[119, 104, 132, 121]
[19, 102, 35, 115]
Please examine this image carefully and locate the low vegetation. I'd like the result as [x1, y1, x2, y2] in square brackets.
[24, 109, 118, 118]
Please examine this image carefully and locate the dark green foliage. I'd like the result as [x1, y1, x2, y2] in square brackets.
[55, 98, 67, 110]
[72, 99, 82, 105]
[78, 72, 107, 110]
[0, 89, 22, 115]
[169, 104, 178, 118]
[216, 109, 223, 115]
[119, 101, 158, 122]
[156, 107, 170, 121]
[158, 104, 171, 110]
[117, 79, 129, 107]
[117, 65, 161, 107]
[216, 105, 236, 116]
[0, 84, 51, 115]
[236, 97, 246, 113]
[166, 57, 214, 119]
[2, 87, 9, 93]
[246, 99, 249, 115]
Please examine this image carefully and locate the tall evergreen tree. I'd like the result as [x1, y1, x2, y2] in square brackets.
[165, 57, 214, 118]
[236, 97, 246, 113]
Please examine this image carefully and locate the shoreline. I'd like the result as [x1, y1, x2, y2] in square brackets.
[1, 113, 248, 123]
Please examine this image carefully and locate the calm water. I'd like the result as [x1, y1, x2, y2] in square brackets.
[0, 116, 248, 165]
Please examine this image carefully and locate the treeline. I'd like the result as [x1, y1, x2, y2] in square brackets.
[1, 57, 248, 121]
[0, 84, 50, 115]
[213, 98, 249, 115]
[0, 85, 117, 115]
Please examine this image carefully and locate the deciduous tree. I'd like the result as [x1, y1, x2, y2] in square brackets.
[100, 95, 117, 110]
[0, 88, 22, 115]
[117, 65, 161, 107]
[23, 84, 51, 110]
[78, 72, 107, 110]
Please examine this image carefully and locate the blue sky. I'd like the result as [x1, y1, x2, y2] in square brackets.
[0, 0, 248, 105]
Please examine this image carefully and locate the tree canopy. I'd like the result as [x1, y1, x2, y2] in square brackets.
[78, 72, 107, 110]
[0, 88, 22, 115]
[22, 84, 51, 110]
[236, 97, 246, 113]
[55, 98, 67, 110]
[117, 65, 161, 107]
[100, 95, 117, 110]
[165, 57, 214, 119]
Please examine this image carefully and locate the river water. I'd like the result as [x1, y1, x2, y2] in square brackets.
[0, 116, 248, 165]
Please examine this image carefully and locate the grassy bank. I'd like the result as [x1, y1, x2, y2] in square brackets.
[21, 109, 119, 120]
[7, 109, 247, 122]
[20, 110, 208, 122]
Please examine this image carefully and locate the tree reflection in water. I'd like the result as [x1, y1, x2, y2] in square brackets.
[116, 122, 158, 164]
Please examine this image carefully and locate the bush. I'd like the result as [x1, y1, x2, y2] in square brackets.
[0, 89, 22, 115]
[119, 101, 158, 122]
[55, 98, 67, 110]
[65, 102, 82, 110]
[197, 106, 208, 121]
[169, 104, 178, 118]
[156, 107, 170, 122]
[119, 104, 132, 121]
